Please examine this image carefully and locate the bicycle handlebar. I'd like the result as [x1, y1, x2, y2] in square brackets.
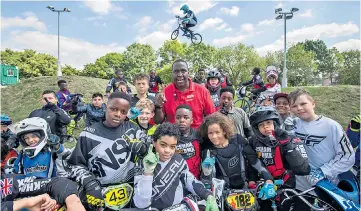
[279, 188, 327, 211]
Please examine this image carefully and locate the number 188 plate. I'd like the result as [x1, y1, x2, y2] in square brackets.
[226, 190, 255, 211]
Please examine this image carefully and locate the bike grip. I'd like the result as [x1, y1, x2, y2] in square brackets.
[274, 179, 284, 186]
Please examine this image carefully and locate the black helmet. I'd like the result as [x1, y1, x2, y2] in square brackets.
[249, 106, 281, 147]
[207, 70, 221, 80]
[207, 70, 221, 92]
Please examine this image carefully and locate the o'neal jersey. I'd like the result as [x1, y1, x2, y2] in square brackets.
[67, 121, 150, 185]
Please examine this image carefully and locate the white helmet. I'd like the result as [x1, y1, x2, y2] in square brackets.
[266, 65, 278, 80]
[14, 117, 50, 158]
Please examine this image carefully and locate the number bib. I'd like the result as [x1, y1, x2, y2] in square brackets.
[226, 190, 256, 211]
[103, 183, 133, 210]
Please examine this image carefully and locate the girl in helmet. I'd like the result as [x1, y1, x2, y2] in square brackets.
[261, 66, 281, 103]
[244, 106, 310, 211]
[2, 117, 86, 211]
[176, 4, 198, 36]
[11, 117, 71, 178]
[206, 69, 222, 110]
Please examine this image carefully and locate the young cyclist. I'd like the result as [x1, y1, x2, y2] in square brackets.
[289, 89, 355, 204]
[149, 70, 164, 94]
[176, 4, 198, 36]
[72, 92, 106, 127]
[2, 117, 85, 211]
[56, 80, 72, 112]
[273, 92, 297, 133]
[218, 87, 253, 138]
[193, 68, 207, 87]
[240, 67, 265, 99]
[133, 99, 157, 136]
[206, 69, 222, 110]
[131, 73, 156, 107]
[67, 91, 150, 210]
[198, 112, 278, 200]
[133, 122, 218, 211]
[246, 106, 310, 210]
[346, 115, 360, 179]
[106, 69, 132, 97]
[218, 68, 232, 88]
[1, 114, 18, 172]
[174, 104, 202, 179]
[261, 66, 281, 100]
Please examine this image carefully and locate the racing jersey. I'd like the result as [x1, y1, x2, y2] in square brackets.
[149, 75, 163, 93]
[67, 121, 150, 186]
[176, 128, 201, 179]
[294, 116, 355, 192]
[133, 154, 211, 210]
[162, 78, 215, 128]
[208, 87, 221, 111]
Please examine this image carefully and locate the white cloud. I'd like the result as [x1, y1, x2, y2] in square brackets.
[332, 39, 361, 52]
[83, 0, 123, 15]
[225, 28, 233, 32]
[220, 6, 239, 16]
[275, 2, 283, 9]
[2, 31, 125, 69]
[159, 19, 177, 32]
[257, 22, 360, 56]
[216, 23, 228, 31]
[299, 9, 313, 18]
[258, 18, 275, 26]
[136, 31, 170, 50]
[1, 13, 47, 32]
[84, 16, 103, 21]
[241, 23, 254, 33]
[170, 0, 217, 15]
[199, 18, 224, 31]
[213, 34, 249, 47]
[135, 16, 153, 33]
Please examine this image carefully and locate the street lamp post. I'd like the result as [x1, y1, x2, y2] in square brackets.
[275, 7, 299, 88]
[46, 6, 71, 77]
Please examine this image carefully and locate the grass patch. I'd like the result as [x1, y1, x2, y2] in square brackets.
[282, 85, 360, 127]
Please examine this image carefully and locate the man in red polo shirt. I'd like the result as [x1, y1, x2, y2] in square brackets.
[153, 59, 215, 128]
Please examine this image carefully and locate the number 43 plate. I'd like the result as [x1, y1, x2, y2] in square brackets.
[226, 190, 256, 211]
[103, 183, 134, 210]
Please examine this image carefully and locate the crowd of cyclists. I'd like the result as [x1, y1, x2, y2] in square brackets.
[0, 58, 359, 211]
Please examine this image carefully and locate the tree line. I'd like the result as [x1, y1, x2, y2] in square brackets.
[1, 39, 359, 86]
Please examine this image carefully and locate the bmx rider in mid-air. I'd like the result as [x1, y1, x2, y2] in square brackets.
[176, 4, 198, 37]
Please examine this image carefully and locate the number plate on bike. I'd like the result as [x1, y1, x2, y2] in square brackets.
[226, 190, 255, 211]
[103, 183, 133, 210]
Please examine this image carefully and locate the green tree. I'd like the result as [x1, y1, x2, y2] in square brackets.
[184, 43, 216, 74]
[82, 52, 123, 79]
[62, 65, 79, 76]
[302, 39, 330, 77]
[286, 44, 318, 86]
[157, 40, 186, 67]
[157, 63, 173, 84]
[121, 43, 156, 80]
[326, 47, 344, 84]
[214, 43, 263, 86]
[338, 50, 360, 85]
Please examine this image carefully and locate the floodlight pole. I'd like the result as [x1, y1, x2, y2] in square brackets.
[47, 6, 71, 77]
[275, 8, 299, 88]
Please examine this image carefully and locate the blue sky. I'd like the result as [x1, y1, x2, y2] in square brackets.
[1, 0, 360, 68]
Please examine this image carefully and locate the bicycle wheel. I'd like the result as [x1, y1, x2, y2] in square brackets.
[234, 99, 251, 114]
[171, 29, 179, 40]
[191, 33, 202, 44]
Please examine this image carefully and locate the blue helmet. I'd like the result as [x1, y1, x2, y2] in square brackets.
[1, 114, 12, 126]
[180, 4, 189, 14]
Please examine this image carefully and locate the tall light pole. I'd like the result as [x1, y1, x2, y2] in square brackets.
[46, 6, 71, 77]
[275, 7, 299, 88]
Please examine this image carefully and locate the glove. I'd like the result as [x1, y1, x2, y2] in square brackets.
[6, 135, 19, 149]
[47, 134, 61, 152]
[44, 102, 58, 111]
[284, 117, 296, 132]
[84, 179, 104, 208]
[142, 144, 159, 174]
[219, 103, 229, 116]
[128, 107, 141, 120]
[350, 115, 361, 132]
[307, 168, 325, 186]
[205, 195, 219, 211]
[258, 183, 276, 200]
[201, 155, 215, 177]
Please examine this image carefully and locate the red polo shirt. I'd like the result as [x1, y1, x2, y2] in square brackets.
[162, 79, 216, 128]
